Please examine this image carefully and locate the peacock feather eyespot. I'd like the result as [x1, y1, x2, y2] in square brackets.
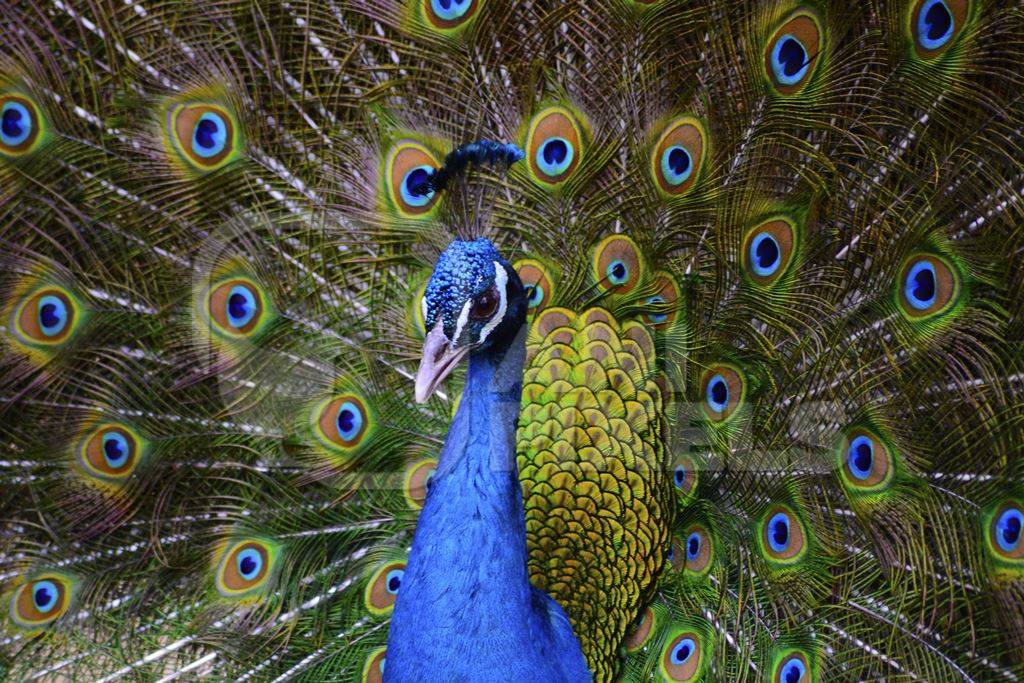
[422, 0, 480, 31]
[362, 647, 387, 683]
[205, 277, 270, 339]
[167, 102, 240, 172]
[837, 427, 894, 495]
[525, 106, 584, 186]
[651, 117, 707, 198]
[759, 505, 807, 565]
[592, 234, 644, 295]
[514, 259, 557, 315]
[772, 650, 812, 683]
[622, 605, 660, 654]
[659, 629, 706, 681]
[214, 538, 278, 599]
[909, 0, 969, 58]
[896, 253, 960, 321]
[385, 140, 441, 217]
[0, 93, 46, 158]
[701, 364, 745, 423]
[9, 573, 75, 629]
[985, 501, 1024, 569]
[671, 455, 698, 498]
[364, 561, 406, 616]
[403, 457, 437, 510]
[645, 273, 682, 329]
[8, 283, 85, 356]
[313, 392, 375, 463]
[683, 524, 713, 577]
[77, 422, 148, 483]
[743, 217, 797, 286]
[764, 10, 823, 95]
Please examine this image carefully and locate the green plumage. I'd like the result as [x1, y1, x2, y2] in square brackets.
[1, 0, 1023, 681]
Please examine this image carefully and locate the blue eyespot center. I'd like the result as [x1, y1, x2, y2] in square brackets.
[385, 568, 403, 595]
[226, 285, 257, 329]
[102, 432, 130, 468]
[905, 260, 937, 309]
[336, 401, 364, 441]
[192, 112, 227, 158]
[706, 375, 729, 413]
[772, 35, 810, 85]
[671, 638, 695, 664]
[535, 137, 574, 177]
[1, 102, 31, 146]
[606, 260, 629, 285]
[525, 284, 545, 308]
[781, 657, 806, 683]
[686, 533, 701, 560]
[768, 512, 790, 552]
[33, 580, 58, 612]
[37, 295, 68, 336]
[661, 145, 693, 185]
[646, 295, 668, 324]
[750, 233, 781, 277]
[848, 435, 874, 480]
[431, 0, 472, 20]
[400, 165, 435, 207]
[237, 548, 262, 579]
[673, 465, 686, 488]
[918, 0, 954, 50]
[996, 508, 1023, 552]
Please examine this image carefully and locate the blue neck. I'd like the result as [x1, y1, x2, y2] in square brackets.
[386, 325, 590, 681]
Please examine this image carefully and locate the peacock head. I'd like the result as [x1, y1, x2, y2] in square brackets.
[415, 238, 526, 403]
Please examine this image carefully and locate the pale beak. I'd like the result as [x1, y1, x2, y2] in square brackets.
[415, 321, 469, 403]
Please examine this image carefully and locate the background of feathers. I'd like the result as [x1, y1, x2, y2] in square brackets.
[1, 0, 1023, 680]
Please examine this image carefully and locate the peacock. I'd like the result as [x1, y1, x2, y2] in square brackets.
[1, 0, 1023, 680]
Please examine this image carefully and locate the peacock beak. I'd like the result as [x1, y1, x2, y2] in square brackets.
[415, 320, 469, 403]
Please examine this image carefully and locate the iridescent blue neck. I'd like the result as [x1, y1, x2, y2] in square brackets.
[386, 326, 590, 681]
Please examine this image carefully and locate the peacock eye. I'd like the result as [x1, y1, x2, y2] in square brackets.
[15, 287, 77, 344]
[777, 654, 809, 683]
[701, 365, 744, 423]
[992, 505, 1024, 558]
[671, 455, 697, 497]
[365, 561, 406, 616]
[171, 103, 237, 170]
[592, 234, 643, 294]
[765, 11, 822, 94]
[514, 259, 556, 314]
[1, 95, 43, 156]
[526, 107, 583, 185]
[362, 648, 387, 683]
[743, 218, 797, 286]
[11, 575, 73, 628]
[403, 457, 438, 510]
[386, 141, 440, 216]
[623, 606, 657, 653]
[208, 279, 265, 336]
[911, 0, 967, 56]
[651, 117, 706, 197]
[80, 424, 142, 480]
[317, 394, 370, 450]
[469, 286, 500, 320]
[660, 631, 703, 680]
[760, 506, 806, 563]
[898, 254, 958, 319]
[215, 539, 275, 597]
[424, 0, 479, 29]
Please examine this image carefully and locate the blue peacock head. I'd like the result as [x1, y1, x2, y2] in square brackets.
[415, 238, 526, 402]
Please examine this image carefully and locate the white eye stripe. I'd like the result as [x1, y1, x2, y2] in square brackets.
[478, 262, 508, 344]
[453, 298, 472, 345]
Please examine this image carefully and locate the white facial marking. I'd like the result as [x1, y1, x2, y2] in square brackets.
[453, 298, 472, 346]
[478, 262, 509, 344]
